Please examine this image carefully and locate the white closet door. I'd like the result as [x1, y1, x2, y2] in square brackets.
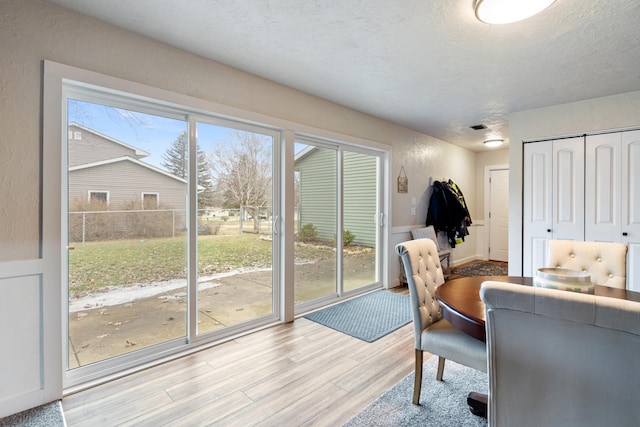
[552, 137, 585, 241]
[622, 130, 640, 291]
[585, 133, 622, 241]
[523, 140, 552, 276]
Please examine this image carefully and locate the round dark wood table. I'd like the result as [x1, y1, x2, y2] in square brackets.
[435, 276, 531, 342]
[436, 276, 640, 342]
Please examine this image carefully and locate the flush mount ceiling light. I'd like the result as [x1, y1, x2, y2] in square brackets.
[484, 139, 503, 148]
[474, 0, 556, 24]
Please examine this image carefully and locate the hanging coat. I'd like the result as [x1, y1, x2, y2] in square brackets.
[426, 180, 471, 247]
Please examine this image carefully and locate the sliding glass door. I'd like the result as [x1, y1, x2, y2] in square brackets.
[342, 149, 379, 292]
[66, 99, 190, 369]
[54, 68, 387, 388]
[194, 120, 276, 334]
[63, 90, 278, 386]
[294, 138, 382, 309]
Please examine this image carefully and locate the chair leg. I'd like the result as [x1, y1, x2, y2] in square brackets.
[441, 254, 451, 279]
[436, 356, 445, 381]
[412, 349, 423, 405]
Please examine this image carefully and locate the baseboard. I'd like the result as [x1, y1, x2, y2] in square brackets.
[452, 255, 485, 267]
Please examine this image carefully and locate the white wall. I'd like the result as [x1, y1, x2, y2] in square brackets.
[387, 133, 485, 285]
[508, 91, 640, 275]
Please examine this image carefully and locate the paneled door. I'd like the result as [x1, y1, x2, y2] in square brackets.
[552, 137, 585, 241]
[488, 168, 509, 262]
[621, 130, 640, 291]
[523, 140, 553, 276]
[585, 133, 622, 241]
[522, 137, 584, 276]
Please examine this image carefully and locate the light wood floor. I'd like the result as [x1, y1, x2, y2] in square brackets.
[62, 262, 507, 426]
[62, 288, 416, 426]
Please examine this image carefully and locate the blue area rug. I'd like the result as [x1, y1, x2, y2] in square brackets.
[304, 290, 411, 342]
[344, 356, 487, 426]
[0, 401, 65, 427]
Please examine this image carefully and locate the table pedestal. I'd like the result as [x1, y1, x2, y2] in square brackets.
[467, 392, 488, 417]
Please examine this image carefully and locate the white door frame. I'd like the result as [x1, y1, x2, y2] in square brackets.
[484, 164, 509, 261]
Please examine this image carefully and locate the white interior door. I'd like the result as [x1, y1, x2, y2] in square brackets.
[523, 140, 553, 276]
[585, 133, 621, 241]
[622, 130, 640, 292]
[552, 137, 585, 241]
[489, 168, 509, 262]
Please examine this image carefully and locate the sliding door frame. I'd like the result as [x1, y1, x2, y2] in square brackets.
[43, 60, 391, 393]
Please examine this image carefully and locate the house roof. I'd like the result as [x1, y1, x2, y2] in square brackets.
[294, 145, 316, 163]
[69, 156, 187, 184]
[69, 156, 206, 190]
[69, 122, 150, 159]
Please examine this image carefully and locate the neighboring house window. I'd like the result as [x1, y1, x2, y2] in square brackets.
[89, 191, 108, 209]
[142, 192, 159, 210]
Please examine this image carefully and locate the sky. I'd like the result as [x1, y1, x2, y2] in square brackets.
[68, 99, 233, 169]
[67, 99, 308, 170]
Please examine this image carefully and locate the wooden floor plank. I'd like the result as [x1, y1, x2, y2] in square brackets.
[63, 287, 419, 426]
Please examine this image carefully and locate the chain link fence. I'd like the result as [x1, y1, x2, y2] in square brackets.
[69, 209, 187, 243]
[69, 207, 276, 243]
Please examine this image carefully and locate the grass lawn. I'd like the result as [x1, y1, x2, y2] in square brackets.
[69, 233, 335, 297]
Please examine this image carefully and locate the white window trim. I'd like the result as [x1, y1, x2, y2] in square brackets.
[88, 190, 109, 205]
[141, 192, 159, 209]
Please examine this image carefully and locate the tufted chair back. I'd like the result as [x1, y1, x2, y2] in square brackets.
[395, 238, 486, 405]
[547, 240, 628, 289]
[481, 280, 640, 426]
[395, 238, 445, 349]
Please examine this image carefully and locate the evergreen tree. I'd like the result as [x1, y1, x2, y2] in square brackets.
[161, 131, 215, 212]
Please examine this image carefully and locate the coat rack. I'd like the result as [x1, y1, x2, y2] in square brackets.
[429, 177, 447, 186]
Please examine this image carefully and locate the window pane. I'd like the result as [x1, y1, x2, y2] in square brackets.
[294, 143, 337, 303]
[142, 193, 158, 209]
[67, 99, 188, 368]
[343, 150, 378, 291]
[195, 122, 275, 334]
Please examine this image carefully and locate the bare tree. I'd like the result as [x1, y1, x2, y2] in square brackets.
[209, 131, 272, 230]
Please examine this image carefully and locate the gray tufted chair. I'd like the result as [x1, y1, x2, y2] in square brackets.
[481, 280, 640, 426]
[546, 240, 628, 288]
[411, 226, 452, 279]
[395, 238, 486, 405]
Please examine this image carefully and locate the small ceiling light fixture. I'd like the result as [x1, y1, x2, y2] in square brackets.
[474, 0, 556, 25]
[484, 139, 503, 148]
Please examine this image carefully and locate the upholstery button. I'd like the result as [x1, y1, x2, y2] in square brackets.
[609, 274, 614, 278]
[597, 258, 602, 262]
[570, 253, 575, 258]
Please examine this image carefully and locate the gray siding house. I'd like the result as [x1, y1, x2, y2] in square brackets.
[67, 123, 188, 241]
[295, 147, 377, 247]
[67, 123, 187, 210]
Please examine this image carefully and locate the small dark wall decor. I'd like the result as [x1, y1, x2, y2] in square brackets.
[397, 166, 408, 193]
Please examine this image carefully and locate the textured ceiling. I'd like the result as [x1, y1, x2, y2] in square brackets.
[45, 0, 640, 151]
